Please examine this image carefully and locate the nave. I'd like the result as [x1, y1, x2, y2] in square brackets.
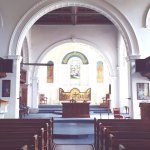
[22, 112, 102, 150]
[1, 111, 150, 150]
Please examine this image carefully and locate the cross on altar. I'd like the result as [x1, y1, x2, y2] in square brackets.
[73, 92, 80, 100]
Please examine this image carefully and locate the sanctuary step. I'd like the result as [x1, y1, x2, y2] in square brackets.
[53, 118, 95, 145]
[38, 104, 111, 114]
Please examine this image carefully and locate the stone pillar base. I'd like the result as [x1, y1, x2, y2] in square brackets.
[29, 108, 39, 113]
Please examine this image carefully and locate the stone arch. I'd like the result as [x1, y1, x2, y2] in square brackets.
[145, 7, 150, 28]
[32, 38, 115, 79]
[9, 0, 139, 57]
[22, 37, 29, 63]
[0, 13, 3, 29]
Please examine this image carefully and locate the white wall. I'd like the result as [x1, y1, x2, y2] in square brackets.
[31, 25, 118, 70]
[106, 0, 150, 58]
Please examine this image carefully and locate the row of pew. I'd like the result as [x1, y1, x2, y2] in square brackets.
[0, 119, 53, 150]
[95, 119, 150, 150]
[2, 117, 150, 150]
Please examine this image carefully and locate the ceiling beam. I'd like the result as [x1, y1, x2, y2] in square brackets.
[71, 6, 78, 25]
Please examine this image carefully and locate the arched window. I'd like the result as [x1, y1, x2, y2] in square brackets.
[69, 57, 82, 79]
[97, 61, 104, 83]
[62, 51, 89, 85]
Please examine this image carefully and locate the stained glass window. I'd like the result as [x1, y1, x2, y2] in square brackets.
[70, 58, 81, 79]
[47, 61, 54, 83]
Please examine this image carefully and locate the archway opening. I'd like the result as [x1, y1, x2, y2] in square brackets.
[37, 42, 112, 105]
[14, 1, 135, 115]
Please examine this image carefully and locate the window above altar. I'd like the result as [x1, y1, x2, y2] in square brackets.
[61, 51, 89, 86]
[69, 57, 82, 80]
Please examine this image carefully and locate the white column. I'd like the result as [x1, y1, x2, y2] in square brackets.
[5, 55, 21, 118]
[31, 77, 39, 109]
[110, 75, 119, 109]
[117, 33, 125, 110]
[116, 67, 121, 107]
[26, 67, 32, 107]
[116, 33, 131, 113]
[126, 55, 140, 118]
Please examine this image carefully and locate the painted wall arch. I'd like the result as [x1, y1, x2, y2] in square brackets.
[97, 61, 104, 83]
[62, 51, 89, 64]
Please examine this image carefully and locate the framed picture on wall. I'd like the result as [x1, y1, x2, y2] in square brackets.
[137, 83, 150, 100]
[2, 80, 11, 97]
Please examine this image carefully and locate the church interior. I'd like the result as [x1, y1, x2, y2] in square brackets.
[0, 0, 150, 149]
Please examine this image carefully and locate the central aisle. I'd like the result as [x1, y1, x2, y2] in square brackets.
[53, 118, 95, 150]
[53, 118, 95, 145]
[53, 144, 94, 150]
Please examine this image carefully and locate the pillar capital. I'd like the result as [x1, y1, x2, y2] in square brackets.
[8, 55, 22, 64]
[126, 55, 141, 62]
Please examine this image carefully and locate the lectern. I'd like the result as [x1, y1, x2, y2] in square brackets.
[139, 103, 150, 119]
[62, 102, 90, 118]
[0, 99, 8, 118]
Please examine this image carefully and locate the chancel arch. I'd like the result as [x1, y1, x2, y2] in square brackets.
[6, 0, 140, 118]
[35, 42, 111, 105]
[9, 0, 139, 56]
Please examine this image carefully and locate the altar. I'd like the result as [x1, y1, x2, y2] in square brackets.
[62, 102, 90, 118]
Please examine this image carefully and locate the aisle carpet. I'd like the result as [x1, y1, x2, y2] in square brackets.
[53, 144, 94, 150]
[53, 118, 95, 145]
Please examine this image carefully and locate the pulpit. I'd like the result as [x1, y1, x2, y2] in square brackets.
[139, 103, 150, 119]
[0, 99, 8, 118]
[62, 102, 90, 118]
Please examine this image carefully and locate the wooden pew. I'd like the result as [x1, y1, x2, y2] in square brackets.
[96, 119, 150, 150]
[119, 143, 150, 150]
[0, 118, 53, 148]
[111, 139, 150, 150]
[0, 134, 38, 150]
[0, 125, 46, 149]
[106, 131, 150, 150]
[96, 119, 143, 150]
[0, 119, 53, 150]
[0, 126, 43, 149]
[104, 126, 150, 150]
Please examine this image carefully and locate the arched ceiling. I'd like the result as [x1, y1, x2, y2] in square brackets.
[35, 6, 113, 25]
